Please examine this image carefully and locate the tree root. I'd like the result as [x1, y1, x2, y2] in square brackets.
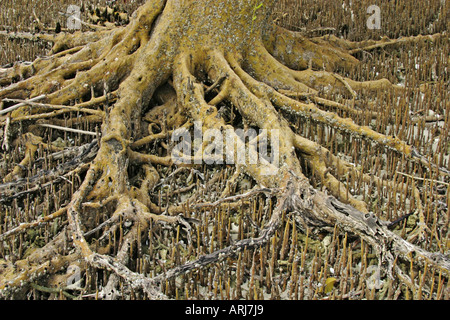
[262, 24, 360, 72]
[346, 33, 448, 56]
[1, 0, 448, 299]
[232, 60, 449, 176]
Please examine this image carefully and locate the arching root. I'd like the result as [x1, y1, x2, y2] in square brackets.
[262, 24, 360, 72]
[262, 24, 447, 71]
[228, 45, 437, 241]
[344, 33, 448, 55]
[168, 49, 450, 280]
[0, 0, 166, 109]
[65, 163, 168, 299]
[232, 56, 449, 176]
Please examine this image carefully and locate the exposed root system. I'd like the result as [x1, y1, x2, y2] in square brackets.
[0, 0, 449, 300]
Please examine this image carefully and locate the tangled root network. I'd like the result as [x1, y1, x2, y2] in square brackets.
[0, 0, 449, 299]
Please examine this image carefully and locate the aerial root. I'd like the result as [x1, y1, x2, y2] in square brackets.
[50, 30, 115, 54]
[229, 52, 432, 236]
[131, 130, 172, 149]
[202, 51, 408, 274]
[220, 166, 242, 198]
[192, 187, 278, 210]
[293, 134, 428, 239]
[1, 98, 105, 125]
[58, 97, 183, 299]
[246, 42, 315, 94]
[210, 51, 405, 218]
[231, 59, 446, 175]
[244, 45, 380, 119]
[293, 134, 368, 212]
[17, 19, 176, 295]
[65, 163, 168, 299]
[225, 50, 441, 264]
[129, 151, 173, 167]
[0, 0, 167, 110]
[311, 95, 378, 120]
[173, 52, 278, 190]
[0, 251, 82, 297]
[145, 167, 251, 217]
[302, 183, 450, 280]
[0, 39, 98, 88]
[96, 229, 138, 299]
[307, 32, 448, 60]
[245, 39, 405, 109]
[1, 3, 448, 298]
[291, 68, 405, 97]
[207, 78, 231, 106]
[0, 0, 166, 95]
[1, 57, 99, 105]
[151, 179, 288, 285]
[206, 51, 302, 187]
[150, 172, 450, 289]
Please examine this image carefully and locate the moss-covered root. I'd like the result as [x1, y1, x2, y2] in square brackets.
[262, 24, 360, 72]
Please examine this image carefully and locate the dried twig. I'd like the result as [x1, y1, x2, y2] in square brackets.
[37, 123, 97, 136]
